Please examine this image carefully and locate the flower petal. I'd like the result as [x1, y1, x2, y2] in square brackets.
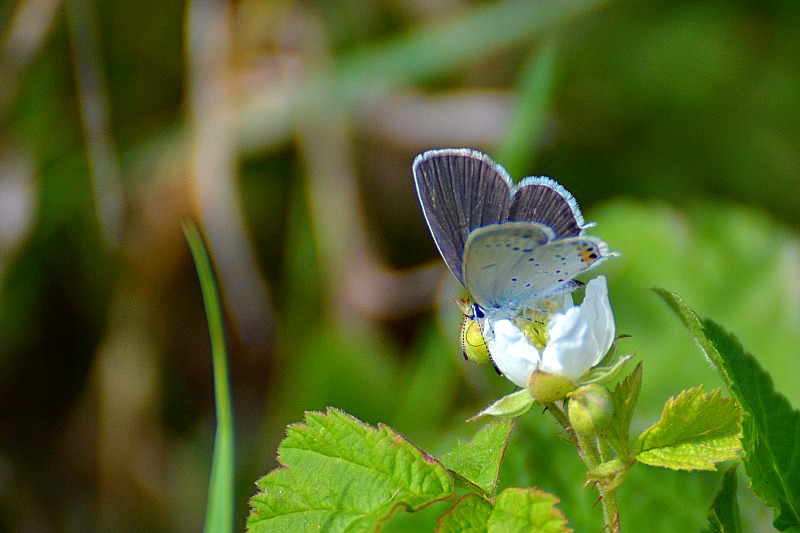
[540, 276, 615, 381]
[582, 276, 615, 360]
[486, 319, 540, 388]
[541, 307, 596, 381]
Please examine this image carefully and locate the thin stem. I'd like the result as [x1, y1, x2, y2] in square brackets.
[601, 486, 621, 533]
[596, 429, 623, 532]
[544, 402, 580, 452]
[545, 401, 621, 533]
[544, 402, 571, 433]
[598, 435, 613, 463]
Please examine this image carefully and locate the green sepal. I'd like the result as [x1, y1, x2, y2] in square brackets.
[582, 352, 635, 386]
[528, 370, 577, 403]
[469, 389, 536, 421]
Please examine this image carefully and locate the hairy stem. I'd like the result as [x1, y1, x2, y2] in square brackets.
[545, 401, 621, 533]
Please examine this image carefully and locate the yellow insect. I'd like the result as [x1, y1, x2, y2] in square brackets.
[455, 298, 491, 366]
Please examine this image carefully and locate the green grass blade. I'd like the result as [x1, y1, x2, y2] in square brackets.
[333, 0, 592, 91]
[183, 219, 235, 533]
[496, 38, 559, 177]
[237, 0, 609, 150]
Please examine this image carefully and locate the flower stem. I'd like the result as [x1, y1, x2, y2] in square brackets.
[595, 430, 623, 532]
[543, 402, 574, 441]
[601, 485, 621, 533]
[544, 402, 621, 533]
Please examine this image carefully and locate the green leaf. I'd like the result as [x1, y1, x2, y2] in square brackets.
[487, 488, 571, 533]
[703, 320, 800, 531]
[246, 408, 454, 532]
[436, 494, 493, 533]
[634, 386, 741, 471]
[651, 288, 725, 372]
[607, 362, 643, 456]
[702, 465, 742, 533]
[436, 489, 571, 533]
[656, 289, 800, 530]
[183, 220, 235, 533]
[469, 389, 536, 421]
[440, 418, 515, 496]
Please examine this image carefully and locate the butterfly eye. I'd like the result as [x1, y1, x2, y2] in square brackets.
[471, 304, 485, 319]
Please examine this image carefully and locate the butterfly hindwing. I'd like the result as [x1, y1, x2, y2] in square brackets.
[463, 222, 610, 312]
[509, 177, 584, 238]
[462, 222, 553, 311]
[413, 149, 513, 285]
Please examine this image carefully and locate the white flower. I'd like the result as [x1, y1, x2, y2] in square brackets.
[486, 276, 615, 390]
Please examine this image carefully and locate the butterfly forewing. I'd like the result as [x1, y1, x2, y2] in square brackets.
[413, 149, 513, 285]
[463, 222, 610, 312]
[509, 177, 584, 238]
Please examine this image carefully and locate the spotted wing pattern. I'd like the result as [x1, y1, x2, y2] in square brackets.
[463, 222, 610, 313]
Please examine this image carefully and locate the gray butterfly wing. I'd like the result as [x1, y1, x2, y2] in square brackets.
[413, 149, 513, 285]
[462, 222, 553, 311]
[509, 177, 585, 238]
[463, 222, 610, 312]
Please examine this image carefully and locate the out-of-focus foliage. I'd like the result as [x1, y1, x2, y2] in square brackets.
[0, 0, 797, 531]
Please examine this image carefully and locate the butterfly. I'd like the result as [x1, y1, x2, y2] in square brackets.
[413, 148, 612, 320]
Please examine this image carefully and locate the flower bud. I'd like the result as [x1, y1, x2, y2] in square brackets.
[527, 369, 577, 403]
[567, 384, 614, 436]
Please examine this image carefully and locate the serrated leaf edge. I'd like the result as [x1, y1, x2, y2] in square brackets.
[440, 418, 516, 497]
[248, 407, 455, 531]
[634, 387, 742, 471]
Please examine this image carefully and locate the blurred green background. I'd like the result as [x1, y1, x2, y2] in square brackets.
[1, 0, 798, 531]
